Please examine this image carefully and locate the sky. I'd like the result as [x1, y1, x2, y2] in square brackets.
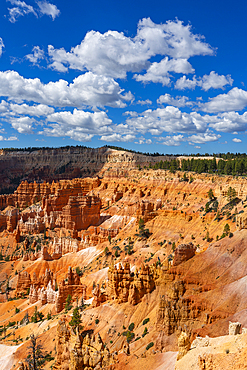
[0, 0, 247, 154]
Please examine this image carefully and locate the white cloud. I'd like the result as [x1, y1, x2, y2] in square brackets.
[7, 0, 60, 22]
[9, 102, 54, 116]
[0, 38, 5, 57]
[188, 132, 221, 143]
[134, 137, 152, 144]
[47, 18, 214, 78]
[232, 138, 242, 143]
[175, 75, 198, 90]
[0, 70, 132, 108]
[157, 93, 193, 107]
[125, 106, 208, 135]
[100, 133, 136, 142]
[209, 111, 247, 132]
[7, 0, 37, 23]
[202, 88, 247, 113]
[0, 100, 54, 118]
[9, 116, 35, 133]
[134, 57, 194, 85]
[37, 1, 60, 20]
[175, 71, 233, 91]
[0, 135, 18, 141]
[136, 99, 152, 105]
[6, 136, 18, 141]
[160, 134, 185, 146]
[40, 109, 114, 142]
[200, 71, 233, 91]
[26, 46, 45, 64]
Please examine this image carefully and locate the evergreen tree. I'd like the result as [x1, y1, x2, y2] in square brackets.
[227, 187, 237, 202]
[65, 294, 72, 312]
[208, 189, 214, 200]
[31, 306, 39, 323]
[69, 306, 81, 332]
[223, 224, 230, 235]
[26, 334, 46, 370]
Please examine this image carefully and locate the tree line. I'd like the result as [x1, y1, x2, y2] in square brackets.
[149, 157, 247, 176]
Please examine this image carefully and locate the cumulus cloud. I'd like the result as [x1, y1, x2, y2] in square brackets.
[0, 38, 5, 57]
[7, 0, 60, 22]
[37, 1, 60, 20]
[122, 106, 247, 145]
[175, 71, 233, 91]
[202, 87, 247, 113]
[9, 116, 35, 133]
[160, 134, 185, 146]
[209, 111, 247, 132]
[125, 106, 208, 135]
[232, 138, 242, 143]
[47, 18, 214, 78]
[0, 70, 132, 108]
[134, 57, 194, 85]
[134, 137, 152, 144]
[157, 93, 193, 107]
[0, 135, 18, 141]
[100, 133, 136, 142]
[7, 0, 37, 22]
[175, 75, 197, 90]
[26, 46, 45, 64]
[136, 99, 152, 105]
[40, 109, 115, 142]
[0, 100, 54, 117]
[188, 132, 221, 143]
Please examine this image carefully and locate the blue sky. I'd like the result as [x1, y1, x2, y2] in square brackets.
[0, 0, 247, 154]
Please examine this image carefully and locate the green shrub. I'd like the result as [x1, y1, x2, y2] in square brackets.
[142, 318, 150, 325]
[128, 322, 135, 331]
[146, 342, 154, 351]
[142, 327, 148, 337]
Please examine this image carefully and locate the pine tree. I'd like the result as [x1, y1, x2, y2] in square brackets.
[208, 189, 214, 200]
[26, 334, 46, 370]
[69, 306, 81, 332]
[227, 187, 237, 202]
[223, 224, 230, 235]
[65, 294, 72, 312]
[31, 306, 39, 323]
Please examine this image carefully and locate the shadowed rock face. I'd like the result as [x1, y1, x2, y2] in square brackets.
[173, 243, 196, 267]
[0, 146, 176, 196]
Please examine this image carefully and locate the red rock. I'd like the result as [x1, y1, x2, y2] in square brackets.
[173, 243, 196, 267]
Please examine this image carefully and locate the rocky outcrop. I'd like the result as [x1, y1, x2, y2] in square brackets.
[92, 284, 107, 308]
[156, 281, 189, 335]
[26, 267, 86, 312]
[49, 237, 80, 257]
[173, 243, 196, 267]
[55, 267, 87, 313]
[16, 271, 32, 296]
[53, 317, 115, 370]
[29, 281, 58, 305]
[0, 177, 100, 212]
[236, 211, 247, 230]
[229, 321, 241, 335]
[107, 262, 155, 305]
[61, 195, 101, 231]
[177, 331, 191, 360]
[17, 268, 55, 296]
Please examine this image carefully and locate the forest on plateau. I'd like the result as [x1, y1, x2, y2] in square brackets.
[149, 156, 247, 176]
